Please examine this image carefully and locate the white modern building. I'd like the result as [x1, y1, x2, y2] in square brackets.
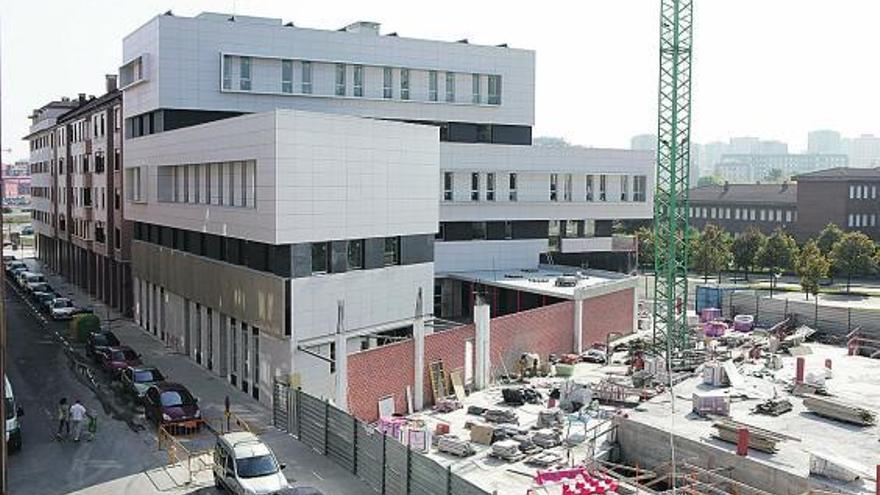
[120, 11, 652, 406]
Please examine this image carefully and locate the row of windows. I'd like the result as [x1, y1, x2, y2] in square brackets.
[30, 133, 52, 151]
[156, 160, 257, 209]
[848, 184, 878, 200]
[443, 172, 647, 203]
[690, 206, 797, 223]
[310, 237, 401, 274]
[48, 214, 121, 248]
[848, 214, 877, 228]
[31, 160, 50, 174]
[221, 55, 502, 105]
[33, 149, 120, 176]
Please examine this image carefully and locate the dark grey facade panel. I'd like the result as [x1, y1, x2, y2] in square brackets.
[443, 222, 473, 241]
[401, 234, 434, 265]
[512, 220, 548, 239]
[291, 244, 312, 278]
[330, 241, 348, 274]
[595, 220, 613, 237]
[492, 124, 532, 145]
[270, 245, 292, 278]
[245, 241, 269, 272]
[204, 233, 222, 260]
[364, 238, 385, 270]
[486, 222, 509, 240]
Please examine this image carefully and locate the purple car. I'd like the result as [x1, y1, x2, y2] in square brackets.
[144, 382, 201, 427]
[99, 346, 142, 377]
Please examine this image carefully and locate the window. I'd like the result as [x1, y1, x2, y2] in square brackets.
[194, 165, 201, 204]
[471, 173, 480, 201]
[509, 173, 518, 201]
[472, 74, 481, 103]
[443, 172, 454, 201]
[383, 67, 393, 99]
[487, 75, 502, 105]
[760, 210, 766, 221]
[353, 65, 364, 97]
[281, 59, 293, 93]
[598, 175, 607, 201]
[445, 72, 455, 102]
[565, 220, 581, 238]
[710, 208, 717, 219]
[776, 210, 782, 222]
[383, 237, 400, 266]
[586, 175, 594, 201]
[872, 186, 877, 199]
[347, 240, 364, 270]
[428, 71, 438, 101]
[785, 210, 792, 222]
[311, 242, 329, 274]
[620, 176, 629, 201]
[127, 167, 144, 202]
[400, 68, 410, 100]
[633, 175, 647, 202]
[335, 63, 346, 96]
[550, 174, 559, 201]
[301, 61, 312, 94]
[564, 174, 573, 201]
[471, 222, 487, 240]
[749, 209, 756, 220]
[486, 173, 496, 201]
[239, 57, 251, 90]
[223, 55, 233, 90]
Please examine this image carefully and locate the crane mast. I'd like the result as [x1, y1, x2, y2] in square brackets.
[653, 0, 694, 365]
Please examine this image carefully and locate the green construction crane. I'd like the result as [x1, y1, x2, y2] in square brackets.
[652, 0, 694, 365]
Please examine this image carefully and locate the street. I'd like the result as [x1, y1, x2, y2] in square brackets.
[4, 255, 373, 495]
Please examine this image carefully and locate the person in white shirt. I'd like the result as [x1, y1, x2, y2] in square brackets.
[69, 399, 87, 442]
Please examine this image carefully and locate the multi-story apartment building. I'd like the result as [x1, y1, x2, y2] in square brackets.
[26, 76, 134, 314]
[688, 183, 797, 235]
[795, 167, 880, 241]
[808, 130, 842, 155]
[118, 12, 651, 406]
[717, 153, 848, 183]
[843, 134, 880, 168]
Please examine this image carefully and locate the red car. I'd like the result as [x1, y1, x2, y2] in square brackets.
[100, 346, 142, 377]
[144, 382, 201, 427]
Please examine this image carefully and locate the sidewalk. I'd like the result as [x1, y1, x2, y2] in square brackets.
[31, 257, 372, 495]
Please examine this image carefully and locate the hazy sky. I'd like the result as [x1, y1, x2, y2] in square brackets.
[2, 0, 879, 160]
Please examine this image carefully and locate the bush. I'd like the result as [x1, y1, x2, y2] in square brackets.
[70, 314, 101, 343]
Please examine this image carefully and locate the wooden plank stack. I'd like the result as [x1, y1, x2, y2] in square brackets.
[712, 419, 787, 453]
[803, 395, 876, 426]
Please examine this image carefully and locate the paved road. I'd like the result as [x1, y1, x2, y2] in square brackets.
[6, 256, 374, 495]
[5, 276, 169, 495]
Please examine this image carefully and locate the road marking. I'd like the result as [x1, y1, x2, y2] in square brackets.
[312, 471, 325, 481]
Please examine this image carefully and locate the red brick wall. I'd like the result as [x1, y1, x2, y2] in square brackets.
[582, 288, 635, 347]
[347, 289, 634, 423]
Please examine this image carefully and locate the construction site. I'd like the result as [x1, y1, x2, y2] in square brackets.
[299, 2, 880, 494]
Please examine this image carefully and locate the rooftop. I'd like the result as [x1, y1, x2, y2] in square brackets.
[446, 264, 638, 300]
[688, 183, 797, 205]
[796, 166, 880, 181]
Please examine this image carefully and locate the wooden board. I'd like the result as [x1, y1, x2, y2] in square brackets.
[429, 361, 447, 402]
[450, 369, 466, 402]
[378, 395, 395, 419]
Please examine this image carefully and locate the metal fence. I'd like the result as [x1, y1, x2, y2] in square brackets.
[273, 380, 490, 495]
[726, 290, 880, 341]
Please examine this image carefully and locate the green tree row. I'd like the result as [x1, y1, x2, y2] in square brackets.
[635, 223, 880, 298]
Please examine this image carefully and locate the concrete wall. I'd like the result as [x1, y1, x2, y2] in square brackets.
[615, 418, 812, 495]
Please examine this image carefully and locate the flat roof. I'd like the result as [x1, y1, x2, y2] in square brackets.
[446, 264, 638, 300]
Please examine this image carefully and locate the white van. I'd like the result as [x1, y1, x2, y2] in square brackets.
[213, 431, 288, 494]
[5, 377, 22, 452]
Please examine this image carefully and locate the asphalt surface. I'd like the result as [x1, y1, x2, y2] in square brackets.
[5, 275, 169, 495]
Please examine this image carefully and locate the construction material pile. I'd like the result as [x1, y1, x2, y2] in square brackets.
[483, 408, 518, 424]
[502, 386, 541, 405]
[532, 428, 562, 448]
[711, 419, 786, 453]
[537, 408, 564, 429]
[437, 434, 474, 457]
[490, 439, 524, 461]
[753, 398, 792, 416]
[803, 395, 876, 426]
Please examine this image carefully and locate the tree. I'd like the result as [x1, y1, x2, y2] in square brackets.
[830, 232, 877, 293]
[697, 176, 723, 187]
[691, 224, 732, 282]
[731, 227, 765, 281]
[755, 228, 799, 289]
[815, 223, 844, 255]
[634, 226, 655, 269]
[796, 241, 830, 300]
[764, 168, 784, 183]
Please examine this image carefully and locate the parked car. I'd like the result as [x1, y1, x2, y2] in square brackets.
[144, 382, 201, 427]
[33, 291, 58, 311]
[85, 331, 121, 361]
[99, 346, 142, 377]
[14, 270, 34, 286]
[280, 488, 325, 495]
[22, 273, 47, 293]
[7, 266, 27, 280]
[20, 226, 33, 236]
[121, 366, 165, 401]
[27, 282, 53, 296]
[212, 431, 288, 494]
[580, 343, 608, 364]
[2, 255, 15, 264]
[4, 260, 25, 274]
[49, 298, 79, 320]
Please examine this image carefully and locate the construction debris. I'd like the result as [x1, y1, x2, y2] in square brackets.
[525, 451, 563, 467]
[501, 386, 541, 405]
[536, 408, 564, 429]
[532, 429, 562, 448]
[753, 397, 792, 416]
[692, 390, 730, 417]
[433, 398, 462, 413]
[436, 434, 474, 457]
[809, 451, 867, 482]
[483, 408, 518, 424]
[490, 439, 524, 462]
[803, 395, 877, 426]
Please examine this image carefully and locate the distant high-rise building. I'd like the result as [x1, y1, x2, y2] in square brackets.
[808, 130, 842, 154]
[630, 134, 657, 152]
[717, 153, 848, 183]
[845, 134, 880, 168]
[700, 141, 727, 177]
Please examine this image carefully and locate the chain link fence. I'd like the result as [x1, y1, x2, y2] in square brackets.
[273, 380, 490, 495]
[726, 290, 880, 342]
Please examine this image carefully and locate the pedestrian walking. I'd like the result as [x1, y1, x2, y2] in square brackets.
[55, 398, 70, 440]
[86, 414, 97, 442]
[69, 399, 87, 442]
